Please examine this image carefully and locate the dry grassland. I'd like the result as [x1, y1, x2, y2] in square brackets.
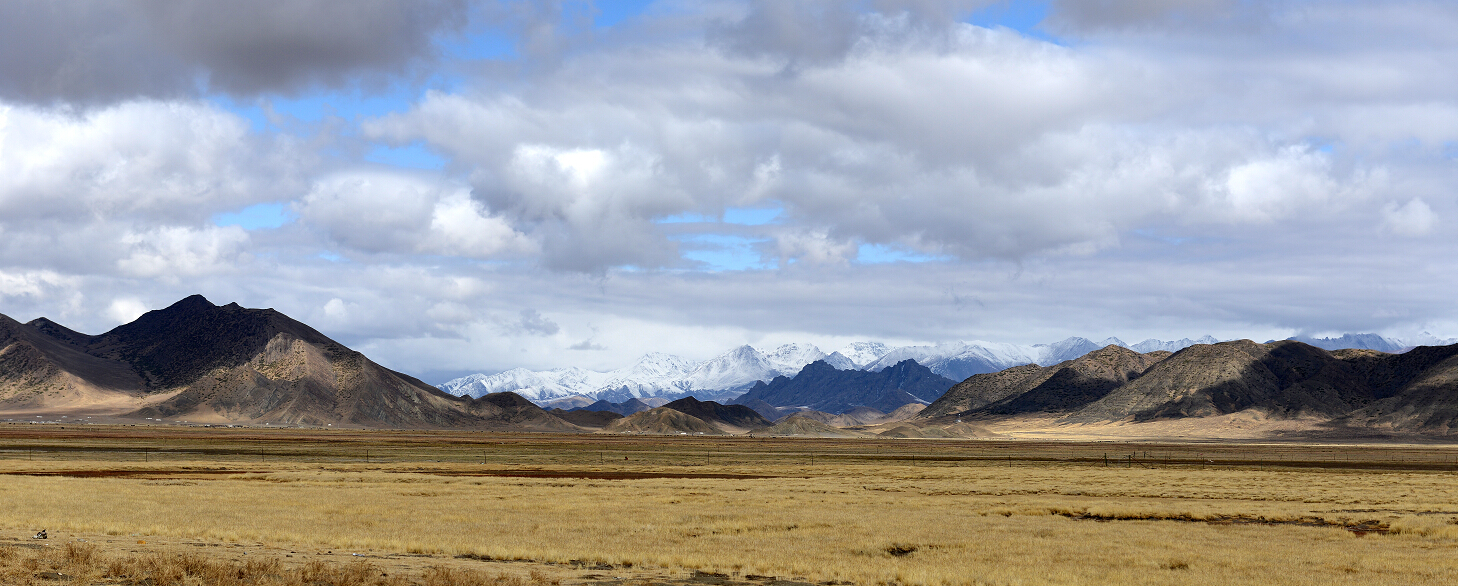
[2, 425, 1458, 585]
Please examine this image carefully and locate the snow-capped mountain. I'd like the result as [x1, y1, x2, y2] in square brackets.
[1283, 333, 1458, 353]
[834, 342, 891, 369]
[439, 344, 837, 404]
[1036, 337, 1106, 364]
[1130, 335, 1220, 353]
[593, 353, 700, 402]
[861, 336, 1220, 381]
[822, 351, 857, 370]
[438, 367, 609, 401]
[763, 343, 830, 377]
[679, 345, 779, 394]
[1400, 332, 1458, 347]
[439, 333, 1449, 406]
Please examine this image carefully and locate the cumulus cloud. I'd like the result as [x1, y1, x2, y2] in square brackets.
[0, 0, 469, 104]
[0, 101, 300, 225]
[374, 9, 1408, 267]
[296, 171, 532, 259]
[116, 225, 251, 279]
[0, 269, 77, 300]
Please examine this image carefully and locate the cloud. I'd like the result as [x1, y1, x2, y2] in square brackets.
[116, 225, 251, 280]
[1382, 198, 1438, 236]
[104, 297, 148, 324]
[0, 269, 77, 300]
[0, 101, 301, 225]
[1044, 0, 1258, 34]
[3, 0, 1458, 381]
[295, 171, 533, 259]
[0, 0, 469, 104]
[513, 309, 560, 337]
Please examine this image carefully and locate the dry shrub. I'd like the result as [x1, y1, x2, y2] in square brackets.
[0, 547, 537, 586]
[1388, 516, 1458, 539]
[420, 566, 560, 586]
[62, 542, 97, 566]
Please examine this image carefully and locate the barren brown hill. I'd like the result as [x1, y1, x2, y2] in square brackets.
[602, 406, 727, 435]
[776, 409, 862, 427]
[751, 415, 865, 437]
[1069, 340, 1377, 423]
[661, 396, 771, 432]
[920, 338, 1458, 435]
[1, 295, 578, 431]
[550, 407, 624, 428]
[1335, 344, 1458, 432]
[922, 345, 1163, 418]
[0, 314, 150, 412]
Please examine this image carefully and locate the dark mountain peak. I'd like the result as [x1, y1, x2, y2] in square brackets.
[736, 358, 954, 414]
[665, 395, 705, 409]
[89, 296, 339, 389]
[26, 317, 93, 346]
[799, 360, 839, 374]
[574, 397, 652, 416]
[881, 359, 935, 377]
[475, 391, 539, 410]
[162, 294, 217, 314]
[921, 345, 1169, 419]
[663, 396, 771, 429]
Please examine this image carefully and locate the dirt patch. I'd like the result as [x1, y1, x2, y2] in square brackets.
[428, 469, 782, 480]
[0, 469, 265, 479]
[1055, 511, 1390, 535]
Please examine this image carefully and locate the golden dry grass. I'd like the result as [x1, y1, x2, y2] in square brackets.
[0, 539, 556, 586]
[2, 426, 1458, 585]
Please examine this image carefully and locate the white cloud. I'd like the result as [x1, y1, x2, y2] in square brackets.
[1382, 198, 1438, 236]
[297, 171, 532, 259]
[0, 269, 77, 299]
[4, 1, 1458, 380]
[0, 101, 297, 224]
[104, 298, 148, 324]
[116, 225, 250, 279]
[776, 230, 856, 266]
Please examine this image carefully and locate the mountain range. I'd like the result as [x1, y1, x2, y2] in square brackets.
[441, 333, 1452, 407]
[919, 339, 1458, 434]
[732, 359, 955, 414]
[439, 336, 1231, 405]
[0, 295, 579, 430]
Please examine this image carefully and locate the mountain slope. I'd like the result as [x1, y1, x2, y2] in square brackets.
[661, 396, 772, 431]
[679, 345, 778, 393]
[0, 314, 150, 411]
[978, 346, 1167, 416]
[751, 415, 865, 437]
[733, 359, 955, 414]
[1334, 344, 1458, 432]
[1068, 340, 1373, 423]
[602, 406, 727, 435]
[3, 295, 578, 430]
[922, 346, 1166, 418]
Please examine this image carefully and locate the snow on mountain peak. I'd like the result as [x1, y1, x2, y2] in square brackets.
[442, 333, 1435, 407]
[680, 344, 778, 392]
[834, 342, 891, 369]
[761, 343, 828, 376]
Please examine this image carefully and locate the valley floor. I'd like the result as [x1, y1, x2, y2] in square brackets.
[2, 425, 1458, 585]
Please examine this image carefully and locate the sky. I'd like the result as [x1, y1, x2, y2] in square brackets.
[1, 0, 1456, 383]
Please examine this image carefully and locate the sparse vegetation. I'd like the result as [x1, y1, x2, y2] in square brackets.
[3, 425, 1458, 585]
